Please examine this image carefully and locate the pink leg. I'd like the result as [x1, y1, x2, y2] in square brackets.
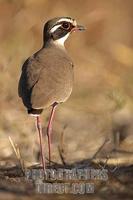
[47, 103, 58, 165]
[36, 116, 45, 171]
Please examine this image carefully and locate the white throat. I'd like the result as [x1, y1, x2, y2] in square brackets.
[53, 33, 70, 47]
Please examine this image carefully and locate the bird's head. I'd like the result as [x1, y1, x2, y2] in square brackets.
[43, 17, 85, 47]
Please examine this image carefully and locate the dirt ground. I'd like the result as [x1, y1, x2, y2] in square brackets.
[0, 161, 132, 200]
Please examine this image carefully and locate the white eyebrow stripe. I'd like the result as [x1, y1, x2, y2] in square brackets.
[58, 18, 77, 26]
[50, 24, 62, 33]
[58, 18, 73, 23]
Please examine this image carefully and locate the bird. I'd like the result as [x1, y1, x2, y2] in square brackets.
[18, 17, 85, 171]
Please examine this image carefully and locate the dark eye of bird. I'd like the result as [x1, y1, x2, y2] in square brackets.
[62, 22, 70, 30]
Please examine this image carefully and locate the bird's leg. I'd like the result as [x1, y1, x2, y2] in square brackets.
[36, 116, 46, 171]
[47, 103, 58, 165]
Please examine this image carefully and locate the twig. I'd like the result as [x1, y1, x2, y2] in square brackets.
[58, 146, 66, 166]
[8, 136, 25, 172]
[58, 125, 67, 165]
[91, 138, 110, 159]
[91, 138, 118, 172]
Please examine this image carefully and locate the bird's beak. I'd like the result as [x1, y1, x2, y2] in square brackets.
[76, 25, 86, 31]
[71, 25, 86, 32]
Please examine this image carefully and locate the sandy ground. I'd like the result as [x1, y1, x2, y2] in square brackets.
[0, 162, 132, 200]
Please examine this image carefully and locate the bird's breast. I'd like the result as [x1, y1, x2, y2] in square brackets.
[47, 57, 74, 103]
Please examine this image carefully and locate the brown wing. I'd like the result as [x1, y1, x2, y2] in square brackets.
[31, 67, 55, 109]
[18, 55, 43, 109]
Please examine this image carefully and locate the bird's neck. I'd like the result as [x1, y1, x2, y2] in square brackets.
[43, 39, 67, 51]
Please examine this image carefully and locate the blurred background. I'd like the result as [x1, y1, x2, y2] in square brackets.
[0, 0, 133, 167]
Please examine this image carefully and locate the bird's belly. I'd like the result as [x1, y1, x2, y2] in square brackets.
[56, 83, 73, 103]
[30, 69, 73, 109]
[53, 73, 73, 103]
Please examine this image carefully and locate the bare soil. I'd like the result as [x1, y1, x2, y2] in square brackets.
[0, 161, 132, 200]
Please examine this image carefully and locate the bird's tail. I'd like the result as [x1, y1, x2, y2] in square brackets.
[28, 108, 43, 116]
